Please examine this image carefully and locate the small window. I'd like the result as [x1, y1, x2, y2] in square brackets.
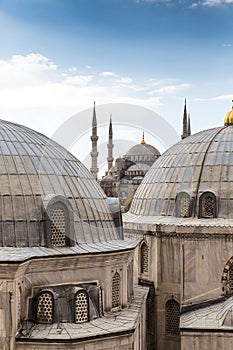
[112, 272, 120, 309]
[165, 299, 180, 336]
[199, 192, 217, 218]
[37, 292, 54, 324]
[175, 192, 192, 218]
[51, 204, 67, 246]
[141, 242, 149, 274]
[75, 290, 89, 323]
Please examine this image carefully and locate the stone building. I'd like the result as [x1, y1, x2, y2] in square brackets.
[0, 119, 148, 350]
[123, 105, 233, 350]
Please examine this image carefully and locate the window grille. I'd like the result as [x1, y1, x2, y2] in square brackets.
[176, 192, 191, 217]
[141, 242, 149, 273]
[200, 192, 216, 218]
[228, 265, 233, 294]
[37, 292, 53, 324]
[165, 299, 180, 335]
[112, 272, 120, 308]
[202, 196, 214, 217]
[51, 205, 66, 246]
[75, 291, 89, 323]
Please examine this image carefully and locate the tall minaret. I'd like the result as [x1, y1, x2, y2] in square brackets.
[181, 98, 189, 139]
[107, 115, 114, 172]
[90, 101, 99, 180]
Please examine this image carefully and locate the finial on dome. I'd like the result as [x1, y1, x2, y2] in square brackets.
[224, 100, 233, 126]
[141, 132, 146, 144]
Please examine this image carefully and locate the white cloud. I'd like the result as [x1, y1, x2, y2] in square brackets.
[115, 76, 133, 84]
[64, 75, 93, 85]
[191, 0, 233, 6]
[100, 71, 118, 78]
[0, 53, 58, 88]
[149, 83, 191, 95]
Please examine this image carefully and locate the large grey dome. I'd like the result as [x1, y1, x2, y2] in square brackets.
[0, 119, 119, 248]
[128, 126, 233, 219]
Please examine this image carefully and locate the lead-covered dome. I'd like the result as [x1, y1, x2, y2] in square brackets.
[128, 126, 233, 220]
[124, 143, 160, 164]
[0, 119, 119, 248]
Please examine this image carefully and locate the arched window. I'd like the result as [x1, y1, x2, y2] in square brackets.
[75, 290, 89, 323]
[141, 242, 149, 274]
[37, 291, 54, 324]
[51, 204, 67, 246]
[112, 272, 120, 309]
[165, 299, 180, 335]
[175, 192, 192, 218]
[199, 192, 217, 218]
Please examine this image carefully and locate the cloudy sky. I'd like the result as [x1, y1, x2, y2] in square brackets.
[0, 0, 232, 159]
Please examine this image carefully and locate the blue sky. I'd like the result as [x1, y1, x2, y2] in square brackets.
[0, 0, 232, 156]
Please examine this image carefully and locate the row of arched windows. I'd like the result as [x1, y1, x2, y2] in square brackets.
[37, 289, 89, 324]
[176, 191, 217, 218]
[33, 274, 121, 325]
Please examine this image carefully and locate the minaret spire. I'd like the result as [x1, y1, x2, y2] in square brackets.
[107, 114, 114, 172]
[140, 131, 146, 144]
[90, 101, 99, 180]
[181, 98, 189, 139]
[187, 112, 191, 137]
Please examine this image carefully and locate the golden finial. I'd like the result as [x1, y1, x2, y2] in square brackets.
[140, 131, 146, 144]
[224, 99, 233, 126]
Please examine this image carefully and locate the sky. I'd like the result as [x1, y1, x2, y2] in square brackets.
[0, 0, 233, 166]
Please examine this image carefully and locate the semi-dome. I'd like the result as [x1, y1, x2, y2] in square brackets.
[0, 119, 121, 249]
[127, 125, 233, 220]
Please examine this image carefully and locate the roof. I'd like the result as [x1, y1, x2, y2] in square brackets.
[0, 119, 120, 250]
[127, 126, 233, 220]
[181, 296, 233, 331]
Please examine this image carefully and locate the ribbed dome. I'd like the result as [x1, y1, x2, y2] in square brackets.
[129, 126, 233, 219]
[0, 119, 119, 247]
[125, 143, 160, 157]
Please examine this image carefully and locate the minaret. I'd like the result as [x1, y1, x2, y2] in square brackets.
[90, 101, 99, 180]
[107, 115, 114, 172]
[181, 99, 189, 139]
[187, 112, 191, 137]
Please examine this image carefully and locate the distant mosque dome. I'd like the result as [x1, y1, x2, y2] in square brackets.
[124, 133, 160, 165]
[127, 124, 233, 220]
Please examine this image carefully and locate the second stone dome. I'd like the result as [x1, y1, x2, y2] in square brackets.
[128, 125, 233, 219]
